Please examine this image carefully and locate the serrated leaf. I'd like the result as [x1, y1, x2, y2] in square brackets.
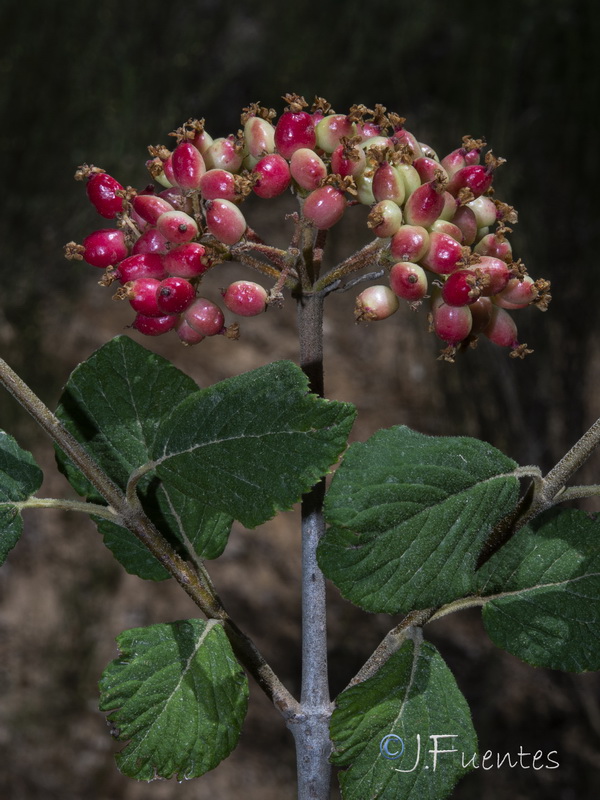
[331, 636, 477, 800]
[152, 360, 356, 529]
[54, 336, 232, 579]
[0, 430, 44, 564]
[99, 619, 248, 781]
[318, 426, 519, 613]
[477, 508, 600, 671]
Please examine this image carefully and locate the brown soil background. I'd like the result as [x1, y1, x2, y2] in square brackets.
[1, 2, 600, 798]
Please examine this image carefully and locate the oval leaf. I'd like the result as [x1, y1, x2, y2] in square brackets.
[331, 636, 477, 800]
[153, 360, 356, 529]
[0, 430, 43, 564]
[478, 508, 600, 671]
[318, 426, 519, 613]
[99, 619, 248, 780]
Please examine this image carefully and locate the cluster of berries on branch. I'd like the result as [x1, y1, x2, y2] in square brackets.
[65, 93, 549, 358]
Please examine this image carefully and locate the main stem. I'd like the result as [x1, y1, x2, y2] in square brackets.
[291, 289, 332, 800]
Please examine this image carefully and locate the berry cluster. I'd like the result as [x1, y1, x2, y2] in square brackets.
[65, 94, 549, 357]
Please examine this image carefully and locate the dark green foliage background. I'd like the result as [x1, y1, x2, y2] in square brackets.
[1, 1, 599, 798]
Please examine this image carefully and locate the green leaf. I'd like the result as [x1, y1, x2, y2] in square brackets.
[152, 360, 356, 529]
[55, 336, 232, 579]
[0, 430, 43, 564]
[99, 619, 248, 781]
[318, 426, 519, 613]
[478, 508, 600, 672]
[330, 636, 477, 800]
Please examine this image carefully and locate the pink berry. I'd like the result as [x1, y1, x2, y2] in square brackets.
[244, 116, 276, 158]
[184, 297, 225, 336]
[156, 210, 199, 244]
[132, 312, 178, 336]
[468, 256, 510, 295]
[274, 110, 316, 159]
[430, 219, 464, 242]
[367, 200, 403, 238]
[126, 278, 163, 316]
[330, 140, 366, 178]
[451, 205, 478, 246]
[163, 242, 209, 278]
[413, 157, 448, 184]
[176, 317, 205, 345]
[354, 285, 399, 322]
[171, 141, 206, 190]
[474, 231, 513, 261]
[419, 231, 464, 275]
[159, 186, 191, 211]
[468, 296, 494, 335]
[252, 154, 291, 198]
[446, 164, 494, 198]
[199, 169, 240, 202]
[289, 148, 328, 191]
[302, 185, 346, 229]
[82, 229, 128, 267]
[113, 253, 167, 284]
[314, 114, 355, 153]
[156, 276, 196, 313]
[390, 225, 430, 262]
[404, 178, 445, 227]
[482, 305, 519, 348]
[431, 298, 473, 345]
[372, 162, 405, 205]
[86, 172, 124, 218]
[391, 127, 423, 158]
[205, 136, 244, 173]
[205, 198, 247, 244]
[132, 227, 170, 255]
[467, 196, 498, 228]
[132, 194, 175, 226]
[222, 280, 268, 316]
[494, 275, 536, 308]
[389, 262, 428, 302]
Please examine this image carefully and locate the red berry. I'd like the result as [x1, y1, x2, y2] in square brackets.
[252, 154, 291, 198]
[451, 205, 478, 246]
[354, 285, 399, 322]
[330, 140, 366, 178]
[205, 199, 247, 244]
[468, 256, 510, 295]
[289, 148, 328, 192]
[199, 169, 240, 202]
[391, 127, 423, 158]
[390, 225, 430, 262]
[184, 297, 225, 336]
[441, 269, 484, 307]
[156, 210, 199, 244]
[132, 194, 174, 226]
[474, 231, 513, 261]
[494, 275, 536, 308]
[132, 312, 178, 336]
[468, 296, 494, 335]
[413, 157, 448, 184]
[171, 141, 206, 190]
[131, 227, 170, 255]
[113, 253, 167, 284]
[82, 229, 128, 267]
[419, 231, 464, 275]
[446, 164, 493, 198]
[302, 185, 346, 229]
[163, 242, 209, 278]
[372, 162, 405, 205]
[431, 296, 473, 344]
[156, 276, 196, 313]
[482, 305, 519, 348]
[404, 178, 445, 227]
[274, 110, 316, 159]
[126, 278, 163, 316]
[222, 280, 268, 316]
[86, 172, 124, 218]
[389, 262, 428, 302]
[176, 317, 205, 345]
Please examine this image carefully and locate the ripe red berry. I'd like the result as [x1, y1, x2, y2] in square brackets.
[125, 278, 163, 316]
[372, 162, 405, 205]
[222, 280, 268, 316]
[113, 253, 167, 284]
[302, 185, 346, 229]
[171, 140, 206, 190]
[199, 169, 240, 202]
[482, 305, 519, 348]
[419, 231, 464, 275]
[176, 317, 205, 345]
[163, 242, 209, 278]
[413, 157, 448, 184]
[131, 227, 170, 255]
[156, 276, 196, 313]
[274, 110, 316, 159]
[494, 275, 536, 308]
[132, 194, 175, 226]
[451, 205, 478, 246]
[404, 178, 445, 227]
[289, 148, 328, 192]
[446, 164, 494, 198]
[156, 210, 199, 244]
[132, 312, 179, 336]
[82, 229, 128, 267]
[431, 298, 473, 345]
[252, 154, 291, 198]
[330, 140, 366, 178]
[86, 172, 124, 218]
[441, 269, 485, 307]
[354, 285, 399, 322]
[468, 255, 510, 295]
[205, 199, 247, 244]
[184, 297, 225, 336]
[389, 262, 428, 302]
[390, 225, 430, 262]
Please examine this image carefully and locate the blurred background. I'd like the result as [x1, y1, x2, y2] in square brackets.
[1, 0, 599, 797]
